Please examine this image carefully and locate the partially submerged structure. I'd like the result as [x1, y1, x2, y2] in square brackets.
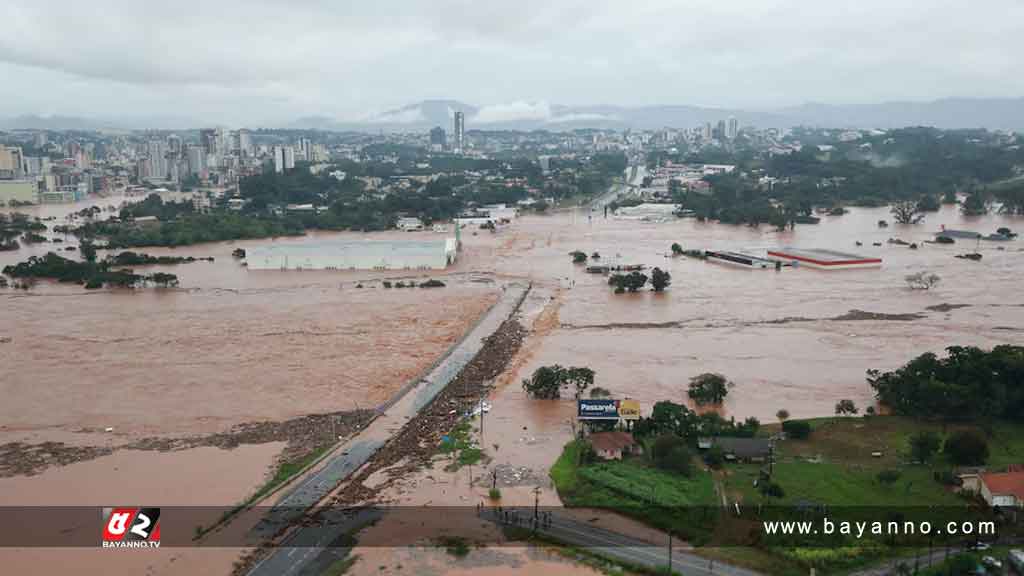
[246, 238, 458, 270]
[767, 247, 882, 270]
[706, 250, 781, 269]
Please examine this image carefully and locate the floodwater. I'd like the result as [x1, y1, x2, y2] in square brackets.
[486, 203, 1024, 423]
[3, 193, 1023, 575]
[0, 442, 282, 576]
[1, 223, 499, 438]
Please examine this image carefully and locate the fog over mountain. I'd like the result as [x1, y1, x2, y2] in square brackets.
[10, 97, 1019, 132]
[3, 1, 1023, 129]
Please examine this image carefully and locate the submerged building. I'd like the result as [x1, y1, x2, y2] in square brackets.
[767, 247, 882, 270]
[246, 238, 458, 271]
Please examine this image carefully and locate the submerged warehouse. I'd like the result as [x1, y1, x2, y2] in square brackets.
[767, 247, 882, 270]
[246, 238, 458, 271]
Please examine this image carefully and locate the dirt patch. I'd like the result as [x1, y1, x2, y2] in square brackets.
[0, 410, 374, 478]
[332, 318, 528, 505]
[925, 303, 972, 312]
[829, 309, 926, 321]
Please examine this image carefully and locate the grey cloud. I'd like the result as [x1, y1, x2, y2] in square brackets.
[0, 0, 1022, 124]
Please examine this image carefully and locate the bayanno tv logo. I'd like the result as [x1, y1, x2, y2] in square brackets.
[101, 507, 161, 549]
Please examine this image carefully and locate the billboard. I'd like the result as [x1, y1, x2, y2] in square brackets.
[618, 399, 641, 420]
[578, 399, 619, 420]
[577, 399, 641, 420]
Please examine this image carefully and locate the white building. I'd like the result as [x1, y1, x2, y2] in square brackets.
[396, 217, 425, 231]
[0, 179, 37, 205]
[238, 129, 253, 156]
[246, 239, 457, 270]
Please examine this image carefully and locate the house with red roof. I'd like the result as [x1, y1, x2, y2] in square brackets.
[979, 469, 1024, 508]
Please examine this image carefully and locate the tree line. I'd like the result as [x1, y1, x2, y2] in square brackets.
[867, 345, 1024, 424]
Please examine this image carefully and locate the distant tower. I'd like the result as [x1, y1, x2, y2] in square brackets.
[237, 129, 253, 157]
[430, 126, 447, 150]
[727, 117, 739, 140]
[453, 111, 465, 152]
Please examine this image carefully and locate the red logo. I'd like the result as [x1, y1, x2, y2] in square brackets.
[102, 507, 161, 548]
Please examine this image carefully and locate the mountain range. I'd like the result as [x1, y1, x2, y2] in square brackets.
[4, 97, 1024, 132]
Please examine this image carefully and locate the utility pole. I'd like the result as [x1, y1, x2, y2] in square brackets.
[667, 532, 673, 574]
[533, 486, 542, 533]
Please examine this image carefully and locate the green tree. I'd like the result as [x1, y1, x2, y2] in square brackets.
[877, 469, 902, 488]
[961, 191, 990, 216]
[834, 399, 858, 417]
[79, 240, 97, 263]
[608, 271, 648, 293]
[651, 434, 693, 477]
[890, 200, 924, 224]
[782, 420, 811, 439]
[670, 242, 683, 256]
[650, 267, 671, 292]
[688, 373, 730, 405]
[522, 365, 564, 399]
[908, 431, 941, 464]
[521, 365, 594, 399]
[943, 430, 989, 466]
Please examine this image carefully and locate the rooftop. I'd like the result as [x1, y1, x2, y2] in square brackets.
[981, 470, 1024, 499]
[588, 431, 638, 453]
[768, 247, 881, 265]
[713, 437, 772, 458]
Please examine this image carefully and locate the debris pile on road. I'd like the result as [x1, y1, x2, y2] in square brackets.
[493, 464, 541, 487]
[333, 317, 527, 504]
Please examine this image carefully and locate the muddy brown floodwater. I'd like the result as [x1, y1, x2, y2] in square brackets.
[1, 195, 1022, 575]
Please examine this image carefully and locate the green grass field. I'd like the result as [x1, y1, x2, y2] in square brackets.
[550, 440, 719, 543]
[722, 416, 1024, 507]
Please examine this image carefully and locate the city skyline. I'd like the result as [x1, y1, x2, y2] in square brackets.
[2, 1, 1023, 125]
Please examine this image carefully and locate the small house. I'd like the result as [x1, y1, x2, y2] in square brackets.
[980, 470, 1024, 508]
[588, 431, 641, 461]
[712, 437, 772, 463]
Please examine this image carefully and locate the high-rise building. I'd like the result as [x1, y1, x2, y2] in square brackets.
[297, 138, 312, 162]
[429, 126, 446, 150]
[453, 111, 465, 152]
[727, 117, 739, 140]
[186, 145, 206, 176]
[715, 120, 726, 140]
[273, 146, 295, 173]
[147, 140, 167, 180]
[238, 129, 253, 157]
[200, 129, 218, 155]
[167, 134, 182, 154]
[702, 122, 712, 140]
[0, 145, 25, 178]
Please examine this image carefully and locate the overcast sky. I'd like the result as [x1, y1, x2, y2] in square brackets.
[1, 0, 1022, 125]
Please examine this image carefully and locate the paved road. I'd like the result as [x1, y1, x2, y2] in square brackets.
[246, 283, 530, 575]
[589, 164, 645, 213]
[485, 509, 762, 576]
